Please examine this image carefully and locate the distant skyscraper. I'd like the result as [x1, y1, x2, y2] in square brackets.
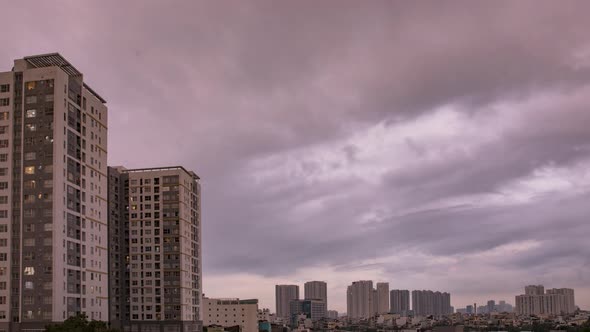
[0, 53, 108, 330]
[346, 280, 375, 320]
[390, 290, 410, 314]
[487, 300, 496, 314]
[466, 305, 474, 314]
[411, 290, 452, 316]
[304, 281, 327, 318]
[276, 285, 299, 319]
[376, 283, 389, 314]
[525, 285, 545, 295]
[516, 286, 575, 316]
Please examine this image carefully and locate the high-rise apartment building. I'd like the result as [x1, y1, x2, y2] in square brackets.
[108, 166, 202, 331]
[275, 285, 299, 320]
[346, 280, 375, 320]
[515, 286, 575, 316]
[525, 285, 545, 296]
[375, 282, 389, 314]
[0, 53, 108, 331]
[390, 289, 410, 314]
[411, 290, 452, 316]
[304, 281, 327, 318]
[304, 281, 327, 304]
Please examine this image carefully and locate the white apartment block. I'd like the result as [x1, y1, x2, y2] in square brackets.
[0, 53, 108, 331]
[346, 280, 375, 320]
[515, 286, 575, 316]
[376, 282, 389, 314]
[109, 166, 202, 332]
[203, 298, 258, 332]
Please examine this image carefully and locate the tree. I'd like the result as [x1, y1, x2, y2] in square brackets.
[45, 314, 120, 332]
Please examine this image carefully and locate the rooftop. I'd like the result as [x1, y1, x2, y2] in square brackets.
[23, 53, 106, 103]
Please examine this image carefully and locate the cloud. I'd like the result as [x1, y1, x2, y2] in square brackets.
[2, 0, 590, 312]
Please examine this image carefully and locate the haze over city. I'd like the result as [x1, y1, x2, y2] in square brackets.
[2, 0, 589, 316]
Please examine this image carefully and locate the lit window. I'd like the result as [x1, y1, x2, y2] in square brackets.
[26, 124, 36, 131]
[26, 109, 37, 118]
[26, 82, 36, 90]
[25, 281, 34, 289]
[24, 267, 35, 275]
[24, 166, 35, 174]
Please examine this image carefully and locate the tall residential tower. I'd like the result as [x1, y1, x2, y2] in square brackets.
[390, 289, 410, 314]
[346, 280, 375, 320]
[0, 53, 108, 331]
[275, 285, 299, 320]
[108, 166, 203, 331]
[304, 281, 327, 318]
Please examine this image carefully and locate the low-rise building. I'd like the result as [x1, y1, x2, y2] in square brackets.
[203, 297, 259, 332]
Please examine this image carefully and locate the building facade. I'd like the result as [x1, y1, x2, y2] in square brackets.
[108, 166, 202, 331]
[515, 286, 575, 316]
[411, 290, 452, 316]
[375, 282, 389, 314]
[303, 281, 327, 319]
[0, 53, 108, 331]
[304, 281, 327, 304]
[275, 285, 299, 320]
[346, 280, 375, 320]
[390, 289, 410, 314]
[289, 299, 325, 325]
[326, 310, 338, 319]
[203, 298, 258, 332]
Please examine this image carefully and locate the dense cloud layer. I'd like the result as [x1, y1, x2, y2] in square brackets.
[2, 0, 590, 312]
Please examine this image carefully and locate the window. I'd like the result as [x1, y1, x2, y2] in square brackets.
[24, 238, 35, 246]
[0, 253, 6, 261]
[0, 99, 8, 107]
[0, 168, 6, 176]
[0, 126, 7, 134]
[0, 225, 7, 232]
[24, 267, 35, 275]
[0, 112, 8, 120]
[0, 154, 6, 162]
[45, 94, 54, 102]
[0, 140, 7, 148]
[0, 239, 6, 247]
[26, 109, 36, 118]
[0, 211, 7, 218]
[25, 281, 34, 289]
[0, 84, 9, 93]
[24, 180, 36, 189]
[26, 124, 36, 131]
[24, 152, 36, 161]
[0, 182, 7, 190]
[26, 82, 36, 90]
[25, 96, 37, 104]
[0, 197, 6, 204]
[24, 166, 35, 174]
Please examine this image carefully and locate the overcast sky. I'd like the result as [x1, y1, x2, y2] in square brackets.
[2, 1, 590, 313]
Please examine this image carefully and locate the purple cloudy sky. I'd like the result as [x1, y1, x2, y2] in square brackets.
[2, 1, 590, 312]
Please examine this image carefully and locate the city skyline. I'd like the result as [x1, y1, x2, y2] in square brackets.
[2, 1, 590, 315]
